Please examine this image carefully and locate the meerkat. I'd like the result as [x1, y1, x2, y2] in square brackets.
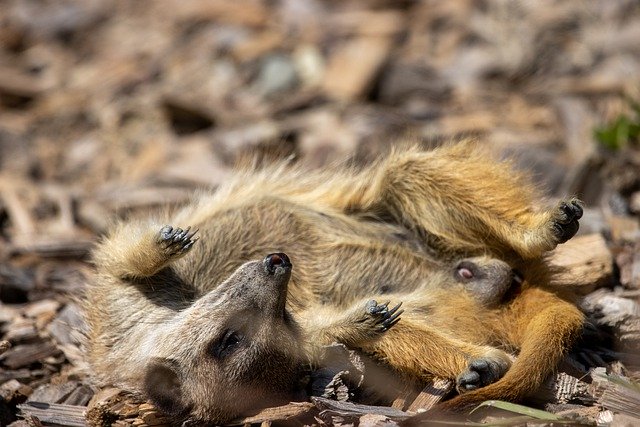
[84, 140, 584, 423]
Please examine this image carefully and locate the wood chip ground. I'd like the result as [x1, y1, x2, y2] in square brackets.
[1, 1, 639, 426]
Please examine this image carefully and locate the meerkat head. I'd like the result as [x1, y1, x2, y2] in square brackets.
[453, 256, 517, 307]
[143, 253, 304, 423]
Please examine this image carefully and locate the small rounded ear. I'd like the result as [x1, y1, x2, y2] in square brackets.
[143, 358, 189, 417]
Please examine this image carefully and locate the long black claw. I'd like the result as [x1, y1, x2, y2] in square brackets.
[158, 225, 199, 255]
[381, 309, 404, 331]
[365, 299, 403, 332]
[174, 226, 190, 241]
[182, 237, 199, 251]
[387, 302, 403, 317]
[185, 228, 199, 241]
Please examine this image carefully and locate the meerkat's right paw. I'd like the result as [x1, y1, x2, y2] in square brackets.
[363, 299, 403, 332]
[456, 351, 511, 393]
[157, 225, 199, 257]
[550, 199, 583, 244]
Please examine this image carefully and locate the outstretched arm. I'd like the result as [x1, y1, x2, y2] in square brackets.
[303, 299, 403, 349]
[93, 222, 198, 279]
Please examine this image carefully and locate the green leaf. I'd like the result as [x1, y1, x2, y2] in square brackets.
[469, 400, 561, 420]
[594, 98, 640, 150]
[595, 116, 629, 150]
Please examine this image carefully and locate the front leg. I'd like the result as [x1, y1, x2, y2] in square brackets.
[304, 299, 403, 350]
[94, 222, 198, 279]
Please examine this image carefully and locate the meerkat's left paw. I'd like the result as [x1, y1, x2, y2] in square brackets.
[363, 299, 403, 332]
[157, 225, 199, 257]
[456, 353, 511, 393]
[551, 199, 583, 244]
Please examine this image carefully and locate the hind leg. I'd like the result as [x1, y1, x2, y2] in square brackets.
[438, 288, 584, 411]
[367, 317, 512, 385]
[329, 142, 582, 259]
[94, 222, 198, 279]
[368, 143, 582, 258]
[303, 297, 511, 386]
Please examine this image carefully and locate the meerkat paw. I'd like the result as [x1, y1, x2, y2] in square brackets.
[550, 199, 583, 244]
[363, 299, 403, 332]
[157, 225, 199, 257]
[456, 351, 511, 393]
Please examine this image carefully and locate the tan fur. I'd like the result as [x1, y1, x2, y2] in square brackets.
[84, 140, 584, 422]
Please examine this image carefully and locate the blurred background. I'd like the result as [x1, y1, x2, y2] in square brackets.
[0, 0, 639, 425]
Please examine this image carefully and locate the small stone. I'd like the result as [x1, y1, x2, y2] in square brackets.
[629, 192, 640, 214]
[255, 55, 299, 97]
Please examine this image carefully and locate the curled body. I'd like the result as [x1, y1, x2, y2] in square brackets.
[85, 140, 585, 423]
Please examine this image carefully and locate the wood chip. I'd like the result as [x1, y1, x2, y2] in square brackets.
[331, 10, 405, 37]
[407, 379, 454, 413]
[390, 387, 414, 411]
[0, 66, 49, 99]
[228, 401, 315, 426]
[231, 32, 284, 62]
[5, 323, 39, 343]
[532, 373, 594, 406]
[311, 343, 366, 401]
[0, 185, 35, 236]
[597, 375, 640, 420]
[359, 413, 397, 427]
[312, 397, 411, 421]
[549, 233, 613, 293]
[584, 292, 640, 352]
[95, 186, 192, 211]
[28, 382, 81, 404]
[140, 410, 171, 426]
[87, 388, 124, 410]
[0, 342, 60, 369]
[609, 215, 640, 242]
[24, 299, 61, 318]
[323, 36, 393, 101]
[63, 385, 95, 406]
[0, 379, 33, 403]
[0, 340, 12, 355]
[18, 402, 87, 427]
[9, 238, 94, 259]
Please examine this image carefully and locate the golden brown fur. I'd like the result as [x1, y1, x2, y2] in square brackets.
[84, 140, 584, 422]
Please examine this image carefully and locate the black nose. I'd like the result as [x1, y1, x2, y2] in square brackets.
[263, 253, 292, 275]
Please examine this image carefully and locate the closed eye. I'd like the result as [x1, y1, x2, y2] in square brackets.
[208, 330, 243, 360]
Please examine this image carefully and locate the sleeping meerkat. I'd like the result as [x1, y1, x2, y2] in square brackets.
[85, 140, 584, 423]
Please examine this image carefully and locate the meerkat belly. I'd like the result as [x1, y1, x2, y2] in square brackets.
[170, 197, 439, 302]
[308, 239, 442, 305]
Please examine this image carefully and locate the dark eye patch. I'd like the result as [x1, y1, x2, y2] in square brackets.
[208, 330, 243, 360]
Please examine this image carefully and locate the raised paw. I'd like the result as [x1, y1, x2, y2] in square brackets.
[157, 225, 199, 257]
[551, 199, 583, 244]
[364, 299, 403, 332]
[456, 354, 510, 393]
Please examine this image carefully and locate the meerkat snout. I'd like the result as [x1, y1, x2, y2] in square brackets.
[263, 253, 292, 276]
